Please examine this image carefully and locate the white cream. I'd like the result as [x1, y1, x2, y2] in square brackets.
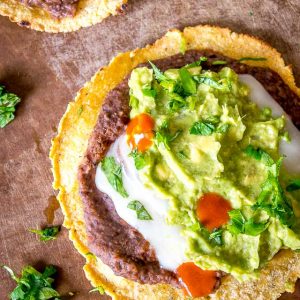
[95, 134, 187, 271]
[95, 75, 300, 271]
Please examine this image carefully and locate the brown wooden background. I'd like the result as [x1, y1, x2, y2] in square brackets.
[0, 0, 299, 299]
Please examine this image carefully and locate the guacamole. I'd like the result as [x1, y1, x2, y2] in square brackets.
[127, 61, 300, 281]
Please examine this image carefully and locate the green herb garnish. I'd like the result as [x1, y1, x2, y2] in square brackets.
[193, 75, 226, 90]
[2, 265, 60, 300]
[185, 57, 207, 68]
[0, 85, 21, 128]
[244, 145, 274, 166]
[227, 209, 268, 236]
[190, 121, 216, 136]
[29, 226, 60, 242]
[148, 61, 167, 82]
[127, 200, 152, 220]
[252, 157, 295, 226]
[209, 228, 223, 245]
[179, 68, 197, 95]
[212, 60, 228, 65]
[101, 157, 128, 198]
[129, 149, 147, 170]
[286, 179, 300, 192]
[89, 286, 105, 295]
[142, 88, 157, 98]
[155, 123, 182, 149]
[239, 57, 267, 62]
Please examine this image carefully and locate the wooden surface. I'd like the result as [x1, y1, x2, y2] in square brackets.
[0, 0, 300, 299]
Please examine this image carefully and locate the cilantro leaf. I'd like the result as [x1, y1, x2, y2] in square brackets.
[244, 218, 269, 236]
[148, 61, 167, 82]
[239, 57, 267, 62]
[155, 123, 182, 149]
[129, 149, 147, 170]
[212, 60, 228, 65]
[227, 209, 269, 236]
[29, 226, 60, 242]
[179, 68, 197, 95]
[286, 179, 300, 192]
[2, 265, 60, 300]
[189, 121, 215, 136]
[227, 209, 245, 234]
[127, 200, 152, 220]
[89, 286, 105, 295]
[101, 157, 128, 198]
[244, 145, 274, 166]
[185, 57, 207, 68]
[209, 228, 223, 246]
[167, 93, 186, 112]
[0, 85, 21, 128]
[142, 88, 157, 98]
[193, 75, 227, 90]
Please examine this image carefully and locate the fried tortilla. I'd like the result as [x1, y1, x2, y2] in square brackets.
[50, 25, 300, 299]
[0, 0, 127, 32]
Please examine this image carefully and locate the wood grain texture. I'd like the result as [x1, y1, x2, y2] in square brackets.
[0, 0, 299, 299]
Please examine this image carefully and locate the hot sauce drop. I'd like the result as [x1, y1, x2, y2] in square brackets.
[176, 262, 217, 297]
[196, 192, 232, 231]
[126, 113, 154, 152]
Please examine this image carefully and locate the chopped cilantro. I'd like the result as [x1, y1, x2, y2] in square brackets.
[209, 228, 223, 246]
[29, 226, 60, 242]
[101, 157, 128, 198]
[142, 88, 157, 98]
[0, 85, 21, 128]
[212, 60, 228, 65]
[155, 123, 182, 149]
[89, 286, 105, 295]
[129, 149, 147, 170]
[286, 179, 300, 192]
[2, 265, 60, 300]
[244, 145, 274, 166]
[189, 121, 216, 136]
[228, 209, 268, 236]
[179, 68, 197, 95]
[252, 157, 295, 226]
[239, 57, 267, 62]
[148, 61, 167, 82]
[127, 200, 152, 220]
[193, 75, 227, 90]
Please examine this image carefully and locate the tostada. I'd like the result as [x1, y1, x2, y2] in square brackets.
[50, 25, 300, 299]
[0, 0, 127, 32]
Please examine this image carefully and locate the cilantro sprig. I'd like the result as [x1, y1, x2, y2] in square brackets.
[29, 226, 60, 242]
[190, 119, 229, 136]
[127, 200, 152, 220]
[101, 157, 128, 198]
[0, 85, 21, 128]
[244, 145, 295, 226]
[2, 265, 60, 300]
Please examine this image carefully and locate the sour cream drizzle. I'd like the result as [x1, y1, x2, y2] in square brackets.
[95, 75, 300, 271]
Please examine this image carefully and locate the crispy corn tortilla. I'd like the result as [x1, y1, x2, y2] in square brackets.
[0, 0, 127, 32]
[50, 25, 300, 299]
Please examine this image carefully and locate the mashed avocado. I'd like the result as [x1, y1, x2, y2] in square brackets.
[127, 60, 300, 280]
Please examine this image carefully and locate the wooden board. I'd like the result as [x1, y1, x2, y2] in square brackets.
[0, 0, 299, 299]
